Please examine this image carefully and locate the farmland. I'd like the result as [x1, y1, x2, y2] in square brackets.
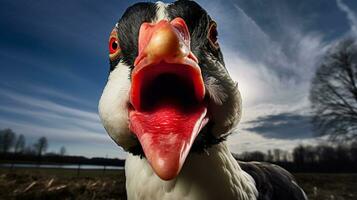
[0, 168, 356, 200]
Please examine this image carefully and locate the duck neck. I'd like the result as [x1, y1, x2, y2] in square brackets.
[125, 142, 258, 200]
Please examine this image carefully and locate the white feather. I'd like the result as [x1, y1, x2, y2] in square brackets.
[125, 142, 258, 200]
[155, 1, 169, 22]
[98, 62, 135, 151]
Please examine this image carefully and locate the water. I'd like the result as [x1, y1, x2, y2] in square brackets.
[0, 163, 124, 170]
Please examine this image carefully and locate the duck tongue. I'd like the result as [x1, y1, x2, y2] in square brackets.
[129, 103, 208, 180]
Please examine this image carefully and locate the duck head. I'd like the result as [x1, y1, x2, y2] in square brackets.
[99, 0, 241, 180]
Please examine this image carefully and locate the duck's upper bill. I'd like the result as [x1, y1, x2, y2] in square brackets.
[129, 18, 209, 180]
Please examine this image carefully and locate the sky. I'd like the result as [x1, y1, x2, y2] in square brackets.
[0, 0, 356, 158]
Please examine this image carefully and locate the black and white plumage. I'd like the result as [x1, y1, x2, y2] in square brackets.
[239, 161, 307, 200]
[99, 1, 307, 199]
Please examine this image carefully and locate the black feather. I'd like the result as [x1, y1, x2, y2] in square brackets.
[239, 161, 307, 200]
[110, 2, 157, 72]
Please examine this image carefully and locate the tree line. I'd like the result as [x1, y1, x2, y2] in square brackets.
[234, 142, 357, 173]
[0, 128, 65, 157]
[0, 128, 124, 167]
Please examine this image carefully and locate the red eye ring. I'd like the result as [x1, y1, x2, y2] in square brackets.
[109, 28, 121, 61]
[109, 37, 119, 54]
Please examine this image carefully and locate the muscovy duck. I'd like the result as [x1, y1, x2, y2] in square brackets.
[99, 1, 307, 199]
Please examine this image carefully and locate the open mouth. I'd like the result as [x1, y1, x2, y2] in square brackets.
[129, 60, 208, 180]
[127, 17, 209, 180]
[130, 61, 205, 112]
[141, 72, 196, 111]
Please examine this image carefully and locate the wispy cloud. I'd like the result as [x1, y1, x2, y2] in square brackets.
[228, 131, 322, 153]
[0, 87, 124, 158]
[1, 89, 99, 122]
[0, 106, 102, 133]
[201, 0, 334, 152]
[26, 84, 96, 109]
[336, 0, 357, 37]
[0, 118, 106, 144]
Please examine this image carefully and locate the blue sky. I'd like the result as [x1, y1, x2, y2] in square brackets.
[0, 0, 356, 158]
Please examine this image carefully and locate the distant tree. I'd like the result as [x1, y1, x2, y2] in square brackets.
[336, 145, 349, 163]
[281, 151, 288, 162]
[273, 149, 282, 162]
[250, 151, 266, 161]
[316, 145, 336, 163]
[267, 150, 273, 162]
[240, 151, 266, 162]
[310, 38, 357, 141]
[293, 145, 306, 164]
[59, 146, 66, 156]
[33, 137, 48, 157]
[350, 141, 357, 162]
[0, 128, 16, 153]
[304, 146, 317, 163]
[14, 134, 26, 153]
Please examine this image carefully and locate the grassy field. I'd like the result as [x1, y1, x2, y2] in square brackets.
[0, 168, 127, 200]
[0, 167, 356, 200]
[294, 173, 357, 200]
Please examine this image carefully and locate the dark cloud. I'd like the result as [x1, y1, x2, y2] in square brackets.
[244, 113, 314, 139]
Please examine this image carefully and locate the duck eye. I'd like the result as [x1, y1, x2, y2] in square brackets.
[208, 21, 219, 49]
[109, 28, 121, 60]
[109, 37, 119, 53]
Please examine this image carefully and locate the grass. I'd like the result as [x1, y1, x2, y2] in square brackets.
[294, 173, 357, 200]
[0, 168, 127, 200]
[0, 167, 356, 200]
[0, 167, 123, 178]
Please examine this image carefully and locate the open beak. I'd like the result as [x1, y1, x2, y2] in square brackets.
[129, 18, 209, 180]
